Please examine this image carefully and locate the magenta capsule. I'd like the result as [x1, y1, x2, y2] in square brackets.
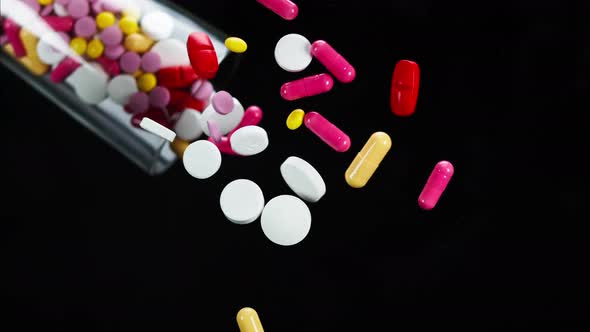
[280, 73, 334, 101]
[304, 111, 351, 152]
[50, 57, 81, 83]
[418, 161, 454, 210]
[256, 0, 298, 20]
[3, 18, 26, 57]
[311, 40, 356, 83]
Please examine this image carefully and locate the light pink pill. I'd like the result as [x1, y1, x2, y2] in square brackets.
[207, 120, 222, 142]
[22, 0, 41, 13]
[101, 0, 121, 13]
[0, 35, 8, 46]
[418, 161, 454, 210]
[41, 4, 54, 16]
[140, 52, 161, 73]
[192, 80, 213, 101]
[120, 51, 141, 73]
[67, 0, 90, 18]
[74, 16, 96, 38]
[100, 25, 122, 46]
[149, 86, 171, 108]
[211, 91, 234, 115]
[91, 0, 103, 14]
[127, 92, 150, 114]
[103, 44, 125, 59]
[56, 0, 70, 5]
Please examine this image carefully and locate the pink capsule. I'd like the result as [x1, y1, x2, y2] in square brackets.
[311, 40, 356, 83]
[280, 73, 334, 101]
[256, 0, 298, 20]
[304, 111, 351, 152]
[418, 161, 454, 210]
[3, 19, 26, 57]
[50, 57, 81, 83]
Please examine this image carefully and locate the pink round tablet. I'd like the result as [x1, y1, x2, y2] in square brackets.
[211, 91, 234, 115]
[101, 0, 121, 13]
[207, 120, 222, 142]
[100, 25, 122, 46]
[41, 4, 54, 16]
[149, 86, 171, 108]
[104, 44, 125, 59]
[140, 52, 161, 73]
[22, 0, 41, 13]
[127, 92, 150, 114]
[56, 0, 70, 5]
[91, 0, 102, 14]
[120, 51, 141, 73]
[74, 16, 96, 38]
[68, 0, 90, 18]
[192, 80, 213, 101]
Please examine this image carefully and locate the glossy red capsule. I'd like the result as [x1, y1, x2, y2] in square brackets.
[156, 65, 199, 89]
[3, 18, 26, 57]
[187, 32, 218, 79]
[390, 60, 420, 117]
[50, 57, 81, 83]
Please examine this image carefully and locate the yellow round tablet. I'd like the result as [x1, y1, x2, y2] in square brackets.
[118, 16, 139, 35]
[86, 39, 104, 59]
[137, 73, 157, 92]
[38, 0, 53, 5]
[70, 37, 87, 55]
[224, 37, 248, 53]
[286, 109, 305, 130]
[96, 12, 116, 29]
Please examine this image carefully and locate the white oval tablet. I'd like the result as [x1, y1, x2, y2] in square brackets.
[174, 108, 203, 141]
[219, 179, 265, 225]
[140, 11, 174, 40]
[139, 117, 176, 142]
[274, 34, 312, 72]
[182, 140, 222, 179]
[66, 63, 108, 104]
[37, 32, 67, 65]
[107, 74, 138, 105]
[230, 126, 269, 156]
[261, 195, 312, 246]
[280, 156, 326, 203]
[150, 39, 190, 67]
[200, 97, 244, 136]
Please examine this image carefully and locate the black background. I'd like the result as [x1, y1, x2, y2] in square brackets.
[1, 0, 587, 329]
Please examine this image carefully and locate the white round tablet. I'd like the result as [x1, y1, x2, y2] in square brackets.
[183, 140, 222, 179]
[107, 74, 138, 105]
[141, 11, 174, 40]
[219, 179, 265, 224]
[261, 195, 312, 246]
[37, 32, 67, 65]
[174, 108, 203, 141]
[66, 63, 108, 104]
[200, 98, 244, 136]
[230, 126, 269, 156]
[274, 34, 312, 72]
[280, 156, 326, 203]
[150, 39, 190, 67]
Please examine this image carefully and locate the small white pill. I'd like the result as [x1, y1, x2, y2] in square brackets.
[139, 117, 176, 142]
[140, 11, 174, 40]
[261, 195, 312, 246]
[219, 179, 265, 225]
[53, 3, 68, 16]
[174, 108, 203, 141]
[230, 126, 269, 156]
[200, 98, 244, 136]
[66, 63, 108, 104]
[280, 156, 326, 203]
[183, 140, 222, 179]
[150, 39, 190, 68]
[274, 34, 312, 72]
[37, 32, 67, 65]
[107, 75, 138, 105]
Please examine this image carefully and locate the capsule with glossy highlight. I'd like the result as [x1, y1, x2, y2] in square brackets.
[304, 111, 350, 152]
[311, 40, 356, 83]
[280, 73, 334, 101]
[237, 307, 264, 332]
[418, 161, 454, 210]
[256, 0, 298, 20]
[345, 132, 391, 188]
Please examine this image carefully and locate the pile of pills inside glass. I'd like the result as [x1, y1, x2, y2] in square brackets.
[0, 0, 455, 248]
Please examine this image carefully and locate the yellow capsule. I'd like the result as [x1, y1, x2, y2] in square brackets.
[70, 37, 88, 55]
[118, 16, 139, 35]
[225, 37, 248, 53]
[286, 109, 305, 130]
[38, 0, 53, 5]
[137, 73, 157, 92]
[96, 12, 116, 29]
[3, 44, 48, 76]
[86, 39, 104, 59]
[13, 29, 49, 75]
[345, 132, 392, 188]
[170, 137, 191, 158]
[236, 307, 264, 332]
[124, 33, 154, 53]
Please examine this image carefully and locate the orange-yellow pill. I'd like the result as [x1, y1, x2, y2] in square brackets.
[345, 132, 391, 188]
[237, 307, 264, 332]
[170, 137, 191, 158]
[10, 29, 49, 75]
[124, 33, 153, 53]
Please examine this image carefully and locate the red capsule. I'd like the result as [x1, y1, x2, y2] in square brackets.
[167, 89, 206, 115]
[3, 19, 26, 57]
[390, 60, 420, 117]
[156, 65, 199, 88]
[304, 111, 351, 152]
[311, 40, 356, 83]
[187, 32, 218, 79]
[418, 161, 454, 210]
[96, 56, 120, 77]
[256, 0, 298, 20]
[280, 73, 334, 101]
[50, 57, 81, 83]
[43, 16, 74, 32]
